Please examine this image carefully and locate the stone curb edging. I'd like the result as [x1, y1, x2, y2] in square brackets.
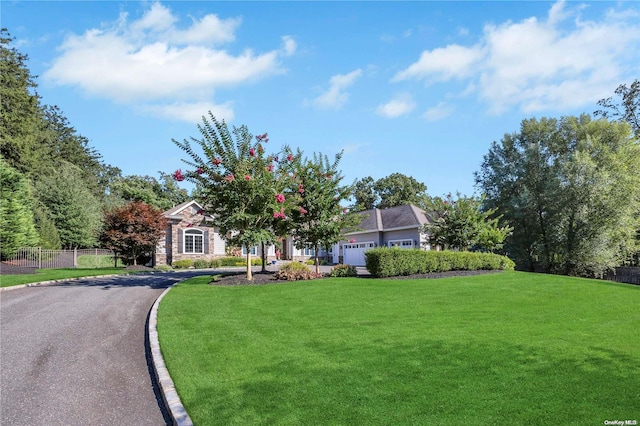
[0, 273, 133, 292]
[148, 283, 194, 426]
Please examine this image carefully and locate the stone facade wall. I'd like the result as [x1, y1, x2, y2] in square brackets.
[155, 204, 222, 266]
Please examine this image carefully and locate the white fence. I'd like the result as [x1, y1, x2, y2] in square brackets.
[4, 248, 118, 269]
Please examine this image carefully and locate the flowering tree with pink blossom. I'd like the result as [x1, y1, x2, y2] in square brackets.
[172, 113, 298, 280]
[288, 151, 359, 274]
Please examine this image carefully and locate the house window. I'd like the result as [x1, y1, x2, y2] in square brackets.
[303, 245, 315, 256]
[388, 239, 414, 249]
[184, 229, 204, 254]
[242, 245, 257, 256]
[344, 242, 376, 249]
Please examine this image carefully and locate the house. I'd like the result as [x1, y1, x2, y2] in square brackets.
[154, 200, 317, 266]
[330, 204, 432, 266]
[154, 200, 226, 266]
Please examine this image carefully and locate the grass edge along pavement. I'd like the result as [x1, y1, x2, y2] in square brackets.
[0, 268, 136, 289]
[157, 271, 640, 425]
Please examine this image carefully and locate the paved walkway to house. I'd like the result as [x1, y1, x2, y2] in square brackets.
[0, 271, 209, 426]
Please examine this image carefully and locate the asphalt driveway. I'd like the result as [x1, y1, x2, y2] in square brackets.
[0, 271, 206, 426]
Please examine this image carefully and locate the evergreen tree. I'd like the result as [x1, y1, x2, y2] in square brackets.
[0, 157, 38, 258]
[0, 29, 44, 173]
[35, 162, 103, 248]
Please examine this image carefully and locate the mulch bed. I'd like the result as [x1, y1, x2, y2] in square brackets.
[210, 269, 502, 286]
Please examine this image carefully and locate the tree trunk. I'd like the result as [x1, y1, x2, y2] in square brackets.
[246, 249, 252, 280]
[314, 244, 320, 275]
[261, 241, 267, 273]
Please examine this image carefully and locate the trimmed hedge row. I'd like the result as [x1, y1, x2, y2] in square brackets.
[364, 248, 515, 278]
[172, 257, 263, 269]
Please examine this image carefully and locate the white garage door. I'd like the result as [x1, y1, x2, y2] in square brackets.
[343, 242, 375, 266]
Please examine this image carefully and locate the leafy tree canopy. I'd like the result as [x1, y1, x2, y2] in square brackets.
[108, 173, 189, 211]
[425, 193, 512, 253]
[475, 114, 640, 276]
[173, 113, 299, 279]
[100, 201, 168, 266]
[352, 173, 429, 211]
[595, 79, 640, 138]
[35, 162, 103, 248]
[288, 151, 359, 274]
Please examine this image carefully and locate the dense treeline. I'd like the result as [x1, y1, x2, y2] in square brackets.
[0, 29, 188, 255]
[476, 113, 640, 275]
[1, 27, 638, 276]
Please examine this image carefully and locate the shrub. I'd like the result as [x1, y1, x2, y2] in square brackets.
[330, 264, 358, 277]
[305, 259, 315, 265]
[154, 264, 173, 272]
[216, 256, 262, 267]
[274, 262, 315, 281]
[193, 259, 210, 269]
[209, 259, 222, 268]
[365, 248, 515, 278]
[172, 259, 194, 269]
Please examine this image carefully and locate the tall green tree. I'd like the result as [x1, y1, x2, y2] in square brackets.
[425, 193, 511, 252]
[595, 80, 639, 138]
[476, 115, 640, 276]
[108, 173, 188, 211]
[35, 162, 103, 248]
[0, 29, 44, 173]
[288, 151, 358, 274]
[173, 113, 297, 280]
[351, 173, 429, 211]
[375, 173, 429, 209]
[351, 176, 378, 211]
[0, 157, 38, 258]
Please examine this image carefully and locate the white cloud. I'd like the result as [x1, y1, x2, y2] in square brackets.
[281, 35, 297, 56]
[393, 0, 640, 114]
[341, 143, 368, 154]
[142, 101, 234, 123]
[423, 102, 454, 121]
[43, 2, 294, 119]
[392, 44, 484, 82]
[313, 69, 362, 110]
[376, 94, 416, 118]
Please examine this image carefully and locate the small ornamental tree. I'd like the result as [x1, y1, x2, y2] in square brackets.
[288, 152, 359, 274]
[172, 113, 298, 280]
[425, 193, 512, 252]
[100, 201, 168, 266]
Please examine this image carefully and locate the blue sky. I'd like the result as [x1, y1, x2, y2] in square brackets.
[4, 1, 639, 197]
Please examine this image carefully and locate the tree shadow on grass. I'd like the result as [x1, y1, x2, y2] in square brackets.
[47, 270, 214, 290]
[180, 338, 639, 425]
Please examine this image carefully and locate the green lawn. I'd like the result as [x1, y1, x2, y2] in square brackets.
[158, 271, 640, 425]
[76, 254, 124, 268]
[0, 268, 130, 287]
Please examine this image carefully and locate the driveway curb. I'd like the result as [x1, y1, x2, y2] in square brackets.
[148, 282, 194, 426]
[0, 273, 132, 292]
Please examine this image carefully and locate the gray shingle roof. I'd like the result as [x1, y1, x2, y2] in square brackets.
[353, 205, 429, 232]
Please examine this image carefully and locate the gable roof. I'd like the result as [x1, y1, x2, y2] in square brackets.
[349, 205, 429, 233]
[163, 200, 206, 220]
